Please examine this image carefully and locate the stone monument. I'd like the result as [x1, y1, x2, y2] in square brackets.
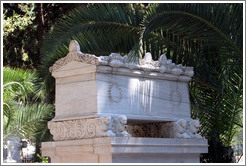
[41, 40, 208, 163]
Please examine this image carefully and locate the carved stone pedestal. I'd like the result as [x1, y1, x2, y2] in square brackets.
[41, 137, 208, 163]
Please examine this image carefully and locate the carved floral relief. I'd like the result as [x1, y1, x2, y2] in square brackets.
[48, 115, 131, 141]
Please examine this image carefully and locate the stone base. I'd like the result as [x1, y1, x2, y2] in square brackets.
[41, 137, 208, 163]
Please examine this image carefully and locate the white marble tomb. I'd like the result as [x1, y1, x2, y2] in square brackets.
[42, 40, 208, 163]
[50, 40, 193, 123]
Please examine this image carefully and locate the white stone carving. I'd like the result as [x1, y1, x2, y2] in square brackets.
[108, 53, 125, 67]
[160, 119, 202, 139]
[139, 52, 159, 70]
[184, 67, 194, 77]
[171, 119, 191, 138]
[187, 120, 203, 138]
[98, 115, 116, 137]
[49, 40, 99, 73]
[49, 40, 194, 77]
[114, 115, 131, 137]
[49, 52, 99, 73]
[69, 40, 81, 53]
[48, 115, 131, 141]
[158, 54, 191, 75]
[159, 54, 167, 66]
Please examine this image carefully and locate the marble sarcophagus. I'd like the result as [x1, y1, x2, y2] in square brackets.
[50, 40, 194, 123]
[42, 40, 208, 163]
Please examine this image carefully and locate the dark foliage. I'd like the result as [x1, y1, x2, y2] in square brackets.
[3, 3, 85, 69]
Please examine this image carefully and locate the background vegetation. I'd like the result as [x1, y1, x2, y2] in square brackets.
[2, 3, 243, 163]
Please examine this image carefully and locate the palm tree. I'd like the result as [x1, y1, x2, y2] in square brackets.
[3, 67, 54, 162]
[38, 3, 243, 162]
[140, 3, 243, 162]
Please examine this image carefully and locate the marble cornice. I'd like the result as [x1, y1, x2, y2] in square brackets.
[49, 40, 194, 79]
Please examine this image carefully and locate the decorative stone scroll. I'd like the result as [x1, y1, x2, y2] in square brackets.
[49, 40, 194, 77]
[126, 119, 202, 139]
[48, 115, 131, 141]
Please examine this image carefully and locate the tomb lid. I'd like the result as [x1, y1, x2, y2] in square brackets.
[49, 40, 194, 78]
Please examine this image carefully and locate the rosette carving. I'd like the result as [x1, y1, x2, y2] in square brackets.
[48, 121, 67, 140]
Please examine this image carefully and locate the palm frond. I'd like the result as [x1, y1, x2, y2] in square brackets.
[141, 3, 242, 57]
[137, 4, 243, 149]
[3, 67, 38, 102]
[3, 103, 54, 141]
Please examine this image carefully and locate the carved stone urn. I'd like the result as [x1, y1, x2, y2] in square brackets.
[41, 40, 208, 163]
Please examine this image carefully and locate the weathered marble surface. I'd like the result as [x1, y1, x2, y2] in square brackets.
[55, 63, 97, 119]
[41, 137, 208, 163]
[97, 72, 191, 123]
[51, 40, 192, 122]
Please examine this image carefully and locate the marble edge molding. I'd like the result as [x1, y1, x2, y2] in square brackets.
[49, 40, 194, 78]
[51, 113, 193, 123]
[41, 137, 208, 147]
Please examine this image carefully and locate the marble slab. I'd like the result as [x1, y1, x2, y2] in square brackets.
[97, 72, 191, 123]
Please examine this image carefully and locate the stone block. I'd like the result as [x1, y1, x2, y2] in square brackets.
[41, 137, 208, 163]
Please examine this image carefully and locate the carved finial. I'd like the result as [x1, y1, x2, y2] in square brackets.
[144, 52, 153, 62]
[69, 40, 80, 52]
[108, 53, 124, 67]
[159, 54, 167, 66]
[109, 53, 122, 60]
[184, 67, 194, 77]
